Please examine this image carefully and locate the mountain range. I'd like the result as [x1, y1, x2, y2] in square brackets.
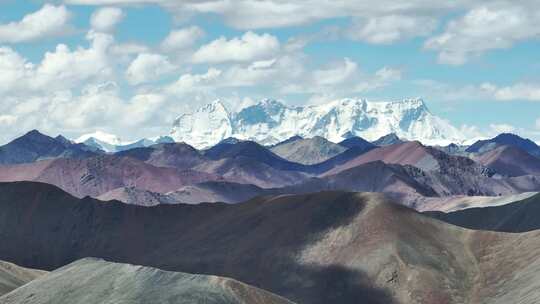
[2, 181, 540, 303]
[170, 98, 464, 148]
[76, 131, 175, 153]
[1, 129, 540, 208]
[2, 124, 540, 303]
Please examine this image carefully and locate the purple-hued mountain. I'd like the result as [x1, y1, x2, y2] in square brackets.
[116, 142, 207, 171]
[338, 136, 376, 150]
[0, 155, 222, 198]
[371, 133, 404, 146]
[204, 140, 307, 171]
[270, 136, 347, 165]
[0, 130, 99, 165]
[474, 145, 540, 177]
[466, 133, 540, 157]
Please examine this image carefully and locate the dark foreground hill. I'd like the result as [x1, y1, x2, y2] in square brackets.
[426, 192, 540, 232]
[2, 182, 540, 303]
[0, 258, 293, 304]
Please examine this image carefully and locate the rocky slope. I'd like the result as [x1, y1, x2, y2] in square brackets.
[270, 136, 347, 165]
[0, 261, 46, 296]
[98, 181, 267, 205]
[466, 133, 540, 157]
[372, 133, 404, 146]
[426, 192, 540, 232]
[412, 191, 538, 212]
[0, 258, 293, 304]
[0, 156, 222, 198]
[323, 141, 493, 176]
[3, 182, 540, 303]
[473, 145, 540, 176]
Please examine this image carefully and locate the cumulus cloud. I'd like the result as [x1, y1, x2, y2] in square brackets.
[34, 31, 114, 90]
[347, 15, 437, 44]
[425, 3, 540, 65]
[161, 26, 204, 52]
[313, 58, 358, 86]
[490, 123, 515, 134]
[192, 31, 280, 63]
[165, 68, 222, 95]
[282, 57, 401, 95]
[0, 31, 113, 94]
[0, 4, 71, 43]
[481, 83, 540, 101]
[0, 115, 17, 126]
[90, 7, 125, 32]
[126, 53, 176, 85]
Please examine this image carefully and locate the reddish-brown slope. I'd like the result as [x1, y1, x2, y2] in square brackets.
[0, 155, 222, 198]
[474, 145, 540, 177]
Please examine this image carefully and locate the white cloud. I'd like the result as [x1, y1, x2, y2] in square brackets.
[347, 15, 437, 44]
[219, 58, 280, 87]
[34, 31, 114, 90]
[165, 68, 222, 95]
[0, 47, 33, 94]
[90, 7, 125, 32]
[425, 3, 540, 65]
[0, 4, 70, 43]
[126, 53, 176, 85]
[0, 30, 114, 95]
[481, 82, 540, 101]
[313, 58, 358, 86]
[282, 57, 401, 95]
[354, 67, 402, 92]
[174, 1, 465, 30]
[192, 31, 280, 63]
[489, 123, 515, 134]
[0, 115, 17, 126]
[536, 118, 540, 130]
[161, 26, 204, 52]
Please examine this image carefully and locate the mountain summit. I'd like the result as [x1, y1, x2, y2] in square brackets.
[170, 98, 463, 148]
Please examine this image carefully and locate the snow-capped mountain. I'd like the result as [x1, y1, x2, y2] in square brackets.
[170, 98, 464, 149]
[75, 131, 174, 152]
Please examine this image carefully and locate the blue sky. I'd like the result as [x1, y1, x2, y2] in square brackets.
[0, 0, 539, 143]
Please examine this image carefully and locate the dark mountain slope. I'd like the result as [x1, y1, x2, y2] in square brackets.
[0, 156, 221, 197]
[270, 136, 346, 165]
[0, 130, 98, 164]
[473, 145, 540, 177]
[466, 133, 540, 157]
[3, 182, 540, 303]
[372, 133, 404, 146]
[426, 192, 540, 232]
[204, 141, 307, 171]
[116, 142, 207, 170]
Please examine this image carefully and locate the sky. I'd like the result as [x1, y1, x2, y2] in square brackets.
[0, 0, 540, 143]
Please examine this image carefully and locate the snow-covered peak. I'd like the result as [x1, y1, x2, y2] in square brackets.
[170, 97, 465, 148]
[75, 131, 173, 153]
[170, 99, 233, 148]
[76, 131, 124, 146]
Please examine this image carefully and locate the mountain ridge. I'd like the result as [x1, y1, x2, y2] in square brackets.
[171, 98, 464, 148]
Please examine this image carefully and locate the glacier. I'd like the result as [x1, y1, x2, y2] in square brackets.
[171, 98, 464, 149]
